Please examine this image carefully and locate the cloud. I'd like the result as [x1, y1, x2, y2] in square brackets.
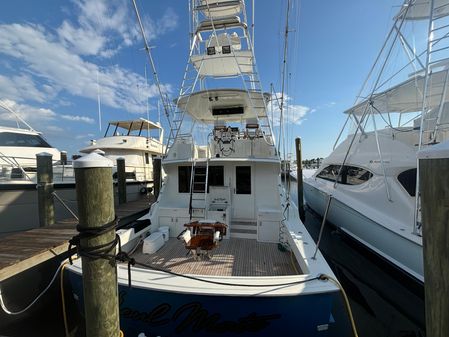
[75, 133, 95, 140]
[0, 74, 55, 104]
[0, 23, 171, 114]
[58, 20, 107, 57]
[0, 99, 57, 125]
[61, 114, 95, 124]
[58, 0, 138, 58]
[45, 125, 65, 133]
[268, 93, 310, 126]
[57, 0, 179, 58]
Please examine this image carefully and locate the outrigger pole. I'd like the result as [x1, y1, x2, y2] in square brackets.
[131, 0, 173, 130]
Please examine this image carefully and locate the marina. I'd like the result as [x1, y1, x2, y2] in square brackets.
[0, 0, 448, 336]
[0, 103, 164, 234]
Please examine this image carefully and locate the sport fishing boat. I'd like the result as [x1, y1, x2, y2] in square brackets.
[66, 1, 350, 336]
[304, 0, 449, 284]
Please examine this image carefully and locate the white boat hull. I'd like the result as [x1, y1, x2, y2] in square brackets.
[304, 181, 423, 283]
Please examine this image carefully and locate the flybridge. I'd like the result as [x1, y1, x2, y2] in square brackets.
[165, 0, 274, 154]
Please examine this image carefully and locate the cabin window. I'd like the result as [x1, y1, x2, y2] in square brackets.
[145, 153, 149, 165]
[316, 165, 340, 182]
[178, 166, 191, 193]
[178, 166, 224, 193]
[209, 166, 224, 188]
[317, 165, 372, 185]
[236, 166, 251, 194]
[398, 169, 416, 196]
[0, 132, 51, 148]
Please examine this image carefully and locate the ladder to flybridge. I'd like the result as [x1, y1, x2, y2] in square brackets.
[188, 158, 209, 220]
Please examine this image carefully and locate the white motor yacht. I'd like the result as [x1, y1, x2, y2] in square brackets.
[304, 0, 449, 284]
[80, 118, 164, 190]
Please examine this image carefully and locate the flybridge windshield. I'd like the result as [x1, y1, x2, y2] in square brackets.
[0, 132, 52, 148]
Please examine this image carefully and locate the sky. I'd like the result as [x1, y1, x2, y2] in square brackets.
[0, 0, 405, 160]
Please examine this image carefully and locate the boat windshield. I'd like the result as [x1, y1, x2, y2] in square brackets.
[0, 132, 52, 148]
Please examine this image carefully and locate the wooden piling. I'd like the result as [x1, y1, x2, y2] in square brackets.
[117, 157, 127, 205]
[418, 142, 449, 337]
[60, 151, 67, 165]
[37, 152, 55, 227]
[73, 153, 120, 337]
[295, 138, 305, 222]
[153, 156, 162, 199]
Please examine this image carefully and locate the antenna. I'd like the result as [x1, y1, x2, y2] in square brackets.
[96, 70, 102, 132]
[144, 64, 150, 137]
[157, 100, 161, 139]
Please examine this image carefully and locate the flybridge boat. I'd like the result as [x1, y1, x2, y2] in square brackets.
[304, 0, 449, 284]
[80, 118, 164, 188]
[66, 1, 349, 336]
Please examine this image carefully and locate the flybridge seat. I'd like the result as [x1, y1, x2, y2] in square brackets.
[196, 0, 243, 19]
[190, 51, 253, 77]
[245, 123, 261, 139]
[213, 125, 239, 144]
[207, 32, 241, 52]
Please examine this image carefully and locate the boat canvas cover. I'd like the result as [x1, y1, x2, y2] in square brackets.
[396, 0, 449, 20]
[345, 69, 449, 116]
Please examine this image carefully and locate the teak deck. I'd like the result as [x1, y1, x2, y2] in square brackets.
[0, 197, 152, 282]
[132, 237, 302, 277]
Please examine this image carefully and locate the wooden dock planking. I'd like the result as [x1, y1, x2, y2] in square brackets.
[0, 197, 152, 282]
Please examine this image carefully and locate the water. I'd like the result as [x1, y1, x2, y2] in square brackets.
[288, 180, 425, 337]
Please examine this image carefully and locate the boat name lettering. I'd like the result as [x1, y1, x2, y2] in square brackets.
[119, 292, 281, 333]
